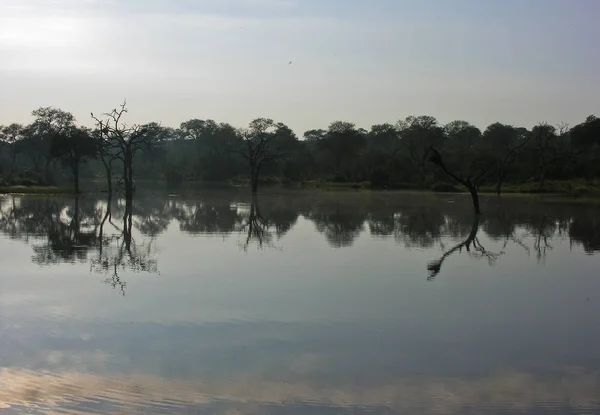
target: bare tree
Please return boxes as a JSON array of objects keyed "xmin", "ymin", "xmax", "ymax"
[
  {"xmin": 91, "ymin": 101, "xmax": 158, "ymax": 200},
  {"xmin": 429, "ymin": 148, "xmax": 494, "ymax": 215}
]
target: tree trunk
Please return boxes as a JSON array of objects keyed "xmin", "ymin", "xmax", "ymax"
[
  {"xmin": 124, "ymin": 149, "xmax": 134, "ymax": 200},
  {"xmin": 73, "ymin": 162, "xmax": 80, "ymax": 195},
  {"xmin": 467, "ymin": 184, "xmax": 481, "ymax": 215},
  {"xmin": 496, "ymin": 170, "xmax": 505, "ymax": 196},
  {"xmin": 250, "ymin": 164, "xmax": 259, "ymax": 194},
  {"xmin": 123, "ymin": 198, "xmax": 133, "ymax": 252},
  {"xmin": 101, "ymin": 155, "xmax": 113, "ymax": 195},
  {"xmin": 8, "ymin": 151, "xmax": 17, "ymax": 180},
  {"xmin": 251, "ymin": 172, "xmax": 259, "ymax": 193}
]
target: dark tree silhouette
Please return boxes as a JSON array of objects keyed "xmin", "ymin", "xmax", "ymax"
[
  {"xmin": 397, "ymin": 115, "xmax": 445, "ymax": 185},
  {"xmin": 233, "ymin": 118, "xmax": 294, "ymax": 193},
  {"xmin": 482, "ymin": 123, "xmax": 530, "ymax": 195},
  {"xmin": 28, "ymin": 107, "xmax": 76, "ymax": 183},
  {"xmin": 92, "ymin": 101, "xmax": 159, "ymax": 200},
  {"xmin": 50, "ymin": 127, "xmax": 98, "ymax": 194},
  {"xmin": 429, "ymin": 148, "xmax": 494, "ymax": 215},
  {"xmin": 0, "ymin": 123, "xmax": 25, "ymax": 180}
]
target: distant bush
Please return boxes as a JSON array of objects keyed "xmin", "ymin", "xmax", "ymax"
[{"xmin": 431, "ymin": 182, "xmax": 461, "ymax": 193}]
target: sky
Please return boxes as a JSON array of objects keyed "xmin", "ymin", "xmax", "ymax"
[{"xmin": 1, "ymin": 0, "xmax": 599, "ymax": 134}]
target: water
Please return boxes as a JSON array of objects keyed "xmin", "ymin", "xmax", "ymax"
[{"xmin": 1, "ymin": 190, "xmax": 600, "ymax": 414}]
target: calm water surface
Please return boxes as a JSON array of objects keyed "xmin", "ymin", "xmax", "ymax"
[{"xmin": 1, "ymin": 190, "xmax": 600, "ymax": 414}]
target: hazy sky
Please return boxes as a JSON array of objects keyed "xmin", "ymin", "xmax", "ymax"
[{"xmin": 1, "ymin": 0, "xmax": 599, "ymax": 134}]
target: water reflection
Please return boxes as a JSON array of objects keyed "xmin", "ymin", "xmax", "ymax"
[
  {"xmin": 2, "ymin": 192, "xmax": 600, "ymax": 284},
  {"xmin": 2, "ymin": 191, "xmax": 600, "ymax": 414}
]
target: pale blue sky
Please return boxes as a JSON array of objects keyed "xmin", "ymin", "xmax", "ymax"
[{"xmin": 0, "ymin": 0, "xmax": 598, "ymax": 133}]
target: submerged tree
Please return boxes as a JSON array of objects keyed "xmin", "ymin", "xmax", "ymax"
[
  {"xmin": 92, "ymin": 101, "xmax": 159, "ymax": 199},
  {"xmin": 429, "ymin": 147, "xmax": 495, "ymax": 215}
]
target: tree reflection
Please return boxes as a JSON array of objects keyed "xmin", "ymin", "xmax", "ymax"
[
  {"xmin": 570, "ymin": 209, "xmax": 600, "ymax": 253},
  {"xmin": 307, "ymin": 202, "xmax": 366, "ymax": 248},
  {"xmin": 31, "ymin": 196, "xmax": 102, "ymax": 265},
  {"xmin": 236, "ymin": 195, "xmax": 298, "ymax": 251},
  {"xmin": 90, "ymin": 197, "xmax": 158, "ymax": 295},
  {"xmin": 174, "ymin": 199, "xmax": 239, "ymax": 235},
  {"xmin": 427, "ymin": 216, "xmax": 503, "ymax": 280},
  {"xmin": 2, "ymin": 193, "xmax": 600, "ymax": 290},
  {"xmin": 0, "ymin": 195, "xmax": 159, "ymax": 295}
]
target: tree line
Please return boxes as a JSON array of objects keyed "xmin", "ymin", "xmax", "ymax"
[{"xmin": 1, "ymin": 102, "xmax": 599, "ymax": 202}]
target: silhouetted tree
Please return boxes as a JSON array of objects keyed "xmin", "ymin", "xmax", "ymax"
[
  {"xmin": 50, "ymin": 127, "xmax": 98, "ymax": 194},
  {"xmin": 397, "ymin": 115, "xmax": 445, "ymax": 185},
  {"xmin": 28, "ymin": 107, "xmax": 76, "ymax": 183},
  {"xmin": 92, "ymin": 101, "xmax": 160, "ymax": 200},
  {"xmin": 482, "ymin": 123, "xmax": 530, "ymax": 195},
  {"xmin": 233, "ymin": 118, "xmax": 294, "ymax": 193},
  {"xmin": 429, "ymin": 147, "xmax": 495, "ymax": 215},
  {"xmin": 0, "ymin": 123, "xmax": 25, "ymax": 180}
]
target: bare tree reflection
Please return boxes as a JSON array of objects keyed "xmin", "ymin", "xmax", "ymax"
[
  {"xmin": 427, "ymin": 216, "xmax": 504, "ymax": 281},
  {"xmin": 90, "ymin": 198, "xmax": 158, "ymax": 295},
  {"xmin": 237, "ymin": 196, "xmax": 273, "ymax": 251},
  {"xmin": 234, "ymin": 195, "xmax": 298, "ymax": 251}
]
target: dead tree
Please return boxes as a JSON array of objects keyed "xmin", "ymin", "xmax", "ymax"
[
  {"xmin": 91, "ymin": 101, "xmax": 157, "ymax": 200},
  {"xmin": 429, "ymin": 148, "xmax": 494, "ymax": 215}
]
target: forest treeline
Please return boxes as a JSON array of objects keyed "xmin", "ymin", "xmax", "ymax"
[{"xmin": 1, "ymin": 103, "xmax": 599, "ymax": 196}]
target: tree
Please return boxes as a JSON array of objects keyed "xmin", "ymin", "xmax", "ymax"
[
  {"xmin": 0, "ymin": 123, "xmax": 25, "ymax": 180},
  {"xmin": 50, "ymin": 127, "xmax": 98, "ymax": 194},
  {"xmin": 482, "ymin": 123, "xmax": 530, "ymax": 195},
  {"xmin": 530, "ymin": 122, "xmax": 572, "ymax": 190},
  {"xmin": 397, "ymin": 115, "xmax": 445, "ymax": 186},
  {"xmin": 443, "ymin": 120, "xmax": 481, "ymax": 155},
  {"xmin": 233, "ymin": 118, "xmax": 294, "ymax": 193},
  {"xmin": 320, "ymin": 121, "xmax": 366, "ymax": 181},
  {"xmin": 303, "ymin": 129, "xmax": 326, "ymax": 142},
  {"xmin": 364, "ymin": 123, "xmax": 399, "ymax": 187},
  {"xmin": 429, "ymin": 147, "xmax": 495, "ymax": 215},
  {"xmin": 28, "ymin": 107, "xmax": 76, "ymax": 183},
  {"xmin": 92, "ymin": 101, "xmax": 159, "ymax": 200}
]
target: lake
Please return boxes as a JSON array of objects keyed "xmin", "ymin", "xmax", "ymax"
[{"xmin": 1, "ymin": 190, "xmax": 600, "ymax": 414}]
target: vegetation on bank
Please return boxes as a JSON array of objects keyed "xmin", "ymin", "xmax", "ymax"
[
  {"xmin": 2, "ymin": 103, "xmax": 600, "ymax": 210},
  {"xmin": 0, "ymin": 185, "xmax": 75, "ymax": 195}
]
